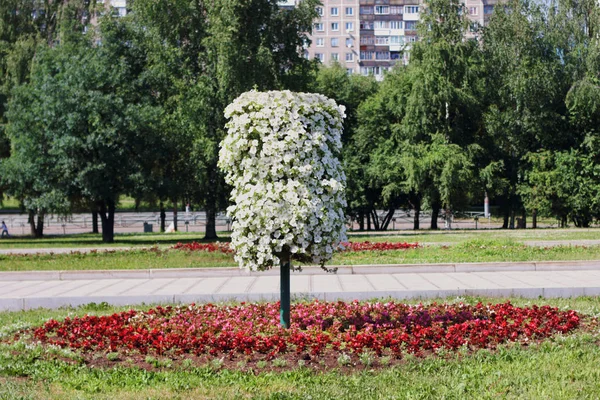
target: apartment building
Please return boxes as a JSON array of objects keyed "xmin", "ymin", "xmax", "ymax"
[
  {"xmin": 304, "ymin": 0, "xmax": 361, "ymax": 74},
  {"xmin": 304, "ymin": 0, "xmax": 499, "ymax": 80}
]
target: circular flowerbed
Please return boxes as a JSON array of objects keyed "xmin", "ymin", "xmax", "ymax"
[{"xmin": 33, "ymin": 301, "xmax": 580, "ymax": 366}]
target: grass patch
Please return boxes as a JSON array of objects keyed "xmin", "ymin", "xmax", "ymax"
[
  {"xmin": 1, "ymin": 228, "xmax": 599, "ymax": 251},
  {"xmin": 0, "ymin": 297, "xmax": 599, "ymax": 399},
  {"xmin": 0, "ymin": 232, "xmax": 231, "ymax": 250},
  {"xmin": 1, "ymin": 240, "xmax": 600, "ymax": 271},
  {"xmin": 349, "ymin": 228, "xmax": 600, "ymax": 243}
]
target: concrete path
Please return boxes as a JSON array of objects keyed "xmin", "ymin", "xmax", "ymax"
[{"xmin": 2, "ymin": 260, "xmax": 600, "ymax": 311}]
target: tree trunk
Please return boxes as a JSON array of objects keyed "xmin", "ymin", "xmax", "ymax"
[
  {"xmin": 92, "ymin": 211, "xmax": 99, "ymax": 234},
  {"xmin": 380, "ymin": 209, "xmax": 395, "ymax": 231},
  {"xmin": 160, "ymin": 202, "xmax": 166, "ymax": 233},
  {"xmin": 509, "ymin": 210, "xmax": 515, "ymax": 229},
  {"xmin": 532, "ymin": 209, "xmax": 537, "ymax": 229},
  {"xmin": 35, "ymin": 213, "xmax": 44, "ymax": 237},
  {"xmin": 413, "ymin": 201, "xmax": 421, "ymax": 230},
  {"xmin": 172, "ymin": 200, "xmax": 178, "ymax": 232},
  {"xmin": 430, "ymin": 201, "xmax": 440, "ymax": 230},
  {"xmin": 366, "ymin": 212, "xmax": 372, "ymax": 231},
  {"xmin": 358, "ymin": 212, "xmax": 364, "ymax": 231},
  {"xmin": 99, "ymin": 200, "xmax": 116, "ymax": 243},
  {"xmin": 204, "ymin": 206, "xmax": 218, "ymax": 239},
  {"xmin": 502, "ymin": 210, "xmax": 509, "ymax": 229},
  {"xmin": 28, "ymin": 210, "xmax": 36, "ymax": 236}
]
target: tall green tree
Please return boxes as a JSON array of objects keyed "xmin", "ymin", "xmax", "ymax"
[
  {"xmin": 310, "ymin": 64, "xmax": 379, "ymax": 230},
  {"xmin": 130, "ymin": 0, "xmax": 320, "ymax": 239},
  {"xmin": 356, "ymin": 0, "xmax": 483, "ymax": 230},
  {"xmin": 481, "ymin": 0, "xmax": 571, "ymax": 228}
]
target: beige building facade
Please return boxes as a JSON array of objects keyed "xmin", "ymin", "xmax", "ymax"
[{"xmin": 304, "ymin": 0, "xmax": 500, "ymax": 80}]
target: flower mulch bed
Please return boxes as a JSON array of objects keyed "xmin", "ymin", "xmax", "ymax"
[{"xmin": 28, "ymin": 300, "xmax": 581, "ymax": 372}]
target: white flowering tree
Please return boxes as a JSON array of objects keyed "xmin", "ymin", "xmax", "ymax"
[{"xmin": 218, "ymin": 90, "xmax": 347, "ymax": 327}]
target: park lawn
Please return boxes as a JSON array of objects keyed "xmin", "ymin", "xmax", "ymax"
[
  {"xmin": 1, "ymin": 240, "xmax": 600, "ymax": 271},
  {"xmin": 0, "ymin": 228, "xmax": 599, "ymax": 250},
  {"xmin": 0, "ymin": 232, "xmax": 227, "ymax": 250},
  {"xmin": 0, "ymin": 297, "xmax": 599, "ymax": 399},
  {"xmin": 349, "ymin": 227, "xmax": 600, "ymax": 243}
]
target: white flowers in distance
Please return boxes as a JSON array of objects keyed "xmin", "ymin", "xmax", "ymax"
[{"xmin": 218, "ymin": 90, "xmax": 347, "ymax": 271}]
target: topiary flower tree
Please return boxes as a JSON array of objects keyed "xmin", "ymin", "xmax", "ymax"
[{"xmin": 218, "ymin": 90, "xmax": 347, "ymax": 328}]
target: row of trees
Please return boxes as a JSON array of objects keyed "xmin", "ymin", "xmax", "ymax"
[
  {"xmin": 316, "ymin": 0, "xmax": 600, "ymax": 231},
  {"xmin": 1, "ymin": 0, "xmax": 599, "ymax": 241},
  {"xmin": 0, "ymin": 0, "xmax": 320, "ymax": 241}
]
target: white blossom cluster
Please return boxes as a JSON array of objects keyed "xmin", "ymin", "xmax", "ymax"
[{"xmin": 218, "ymin": 90, "xmax": 347, "ymax": 271}]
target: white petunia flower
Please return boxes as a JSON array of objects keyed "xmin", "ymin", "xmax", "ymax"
[{"xmin": 218, "ymin": 90, "xmax": 347, "ymax": 271}]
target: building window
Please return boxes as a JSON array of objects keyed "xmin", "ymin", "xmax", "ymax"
[
  {"xmin": 331, "ymin": 22, "xmax": 339, "ymax": 31},
  {"xmin": 316, "ymin": 38, "xmax": 324, "ymax": 47},
  {"xmin": 405, "ymin": 6, "xmax": 419, "ymax": 14},
  {"xmin": 407, "ymin": 35, "xmax": 417, "ymax": 42},
  {"xmin": 360, "ymin": 36, "xmax": 374, "ymax": 45},
  {"xmin": 360, "ymin": 51, "xmax": 374, "ymax": 60},
  {"xmin": 316, "ymin": 6, "xmax": 323, "ymax": 16},
  {"xmin": 376, "ymin": 51, "xmax": 390, "ymax": 60},
  {"xmin": 390, "ymin": 36, "xmax": 404, "ymax": 45},
  {"xmin": 345, "ymin": 22, "xmax": 354, "ymax": 31},
  {"xmin": 390, "ymin": 20, "xmax": 403, "ymax": 30},
  {"xmin": 331, "ymin": 7, "xmax": 339, "ymax": 16},
  {"xmin": 331, "ymin": 38, "xmax": 339, "ymax": 47},
  {"xmin": 469, "ymin": 7, "xmax": 478, "ymax": 15},
  {"xmin": 346, "ymin": 38, "xmax": 354, "ymax": 47},
  {"xmin": 405, "ymin": 21, "xmax": 418, "ymax": 30},
  {"xmin": 315, "ymin": 53, "xmax": 324, "ymax": 62},
  {"xmin": 332, "ymin": 53, "xmax": 339, "ymax": 61},
  {"xmin": 315, "ymin": 23, "xmax": 324, "ymax": 31},
  {"xmin": 390, "ymin": 6, "xmax": 403, "ymax": 14},
  {"xmin": 360, "ymin": 21, "xmax": 374, "ymax": 30},
  {"xmin": 346, "ymin": 52, "xmax": 354, "ymax": 61},
  {"xmin": 346, "ymin": 68, "xmax": 353, "ymax": 75},
  {"xmin": 484, "ymin": 5, "xmax": 494, "ymax": 14},
  {"xmin": 374, "ymin": 20, "xmax": 389, "ymax": 29},
  {"xmin": 359, "ymin": 6, "xmax": 373, "ymax": 14},
  {"xmin": 375, "ymin": 36, "xmax": 389, "ymax": 45},
  {"xmin": 375, "ymin": 6, "xmax": 389, "ymax": 14},
  {"xmin": 345, "ymin": 7, "xmax": 354, "ymax": 16}
]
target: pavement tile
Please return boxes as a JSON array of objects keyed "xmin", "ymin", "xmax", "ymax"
[
  {"xmin": 184, "ymin": 277, "xmax": 229, "ymax": 294},
  {"xmin": 290, "ymin": 275, "xmax": 311, "ymax": 293},
  {"xmin": 57, "ymin": 279, "xmax": 127, "ymax": 297},
  {"xmin": 152, "ymin": 279, "xmax": 204, "ymax": 295},
  {"xmin": 338, "ymin": 275, "xmax": 375, "ymax": 292},
  {"xmin": 392, "ymin": 274, "xmax": 439, "ymax": 290},
  {"xmin": 312, "ymin": 275, "xmax": 341, "ymax": 293},
  {"xmin": 217, "ymin": 277, "xmax": 256, "ymax": 294},
  {"xmin": 364, "ymin": 274, "xmax": 406, "ymax": 291},
  {"xmin": 248, "ymin": 276, "xmax": 279, "ymax": 294},
  {"xmin": 0, "ymin": 281, "xmax": 52, "ymax": 297}
]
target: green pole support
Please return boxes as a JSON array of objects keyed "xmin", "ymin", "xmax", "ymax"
[{"xmin": 280, "ymin": 252, "xmax": 291, "ymax": 329}]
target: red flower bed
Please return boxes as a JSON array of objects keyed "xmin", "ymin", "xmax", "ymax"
[
  {"xmin": 171, "ymin": 241, "xmax": 419, "ymax": 254},
  {"xmin": 33, "ymin": 301, "xmax": 579, "ymax": 359},
  {"xmin": 340, "ymin": 241, "xmax": 419, "ymax": 252},
  {"xmin": 172, "ymin": 242, "xmax": 235, "ymax": 254}
]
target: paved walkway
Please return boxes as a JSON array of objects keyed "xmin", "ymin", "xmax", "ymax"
[{"xmin": 2, "ymin": 260, "xmax": 600, "ymax": 311}]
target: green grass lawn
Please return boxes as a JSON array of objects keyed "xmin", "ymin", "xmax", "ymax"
[
  {"xmin": 0, "ymin": 228, "xmax": 599, "ymax": 251},
  {"xmin": 349, "ymin": 228, "xmax": 600, "ymax": 243},
  {"xmin": 1, "ymin": 240, "xmax": 600, "ymax": 271},
  {"xmin": 0, "ymin": 232, "xmax": 227, "ymax": 249},
  {"xmin": 1, "ymin": 296, "xmax": 599, "ymax": 399}
]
